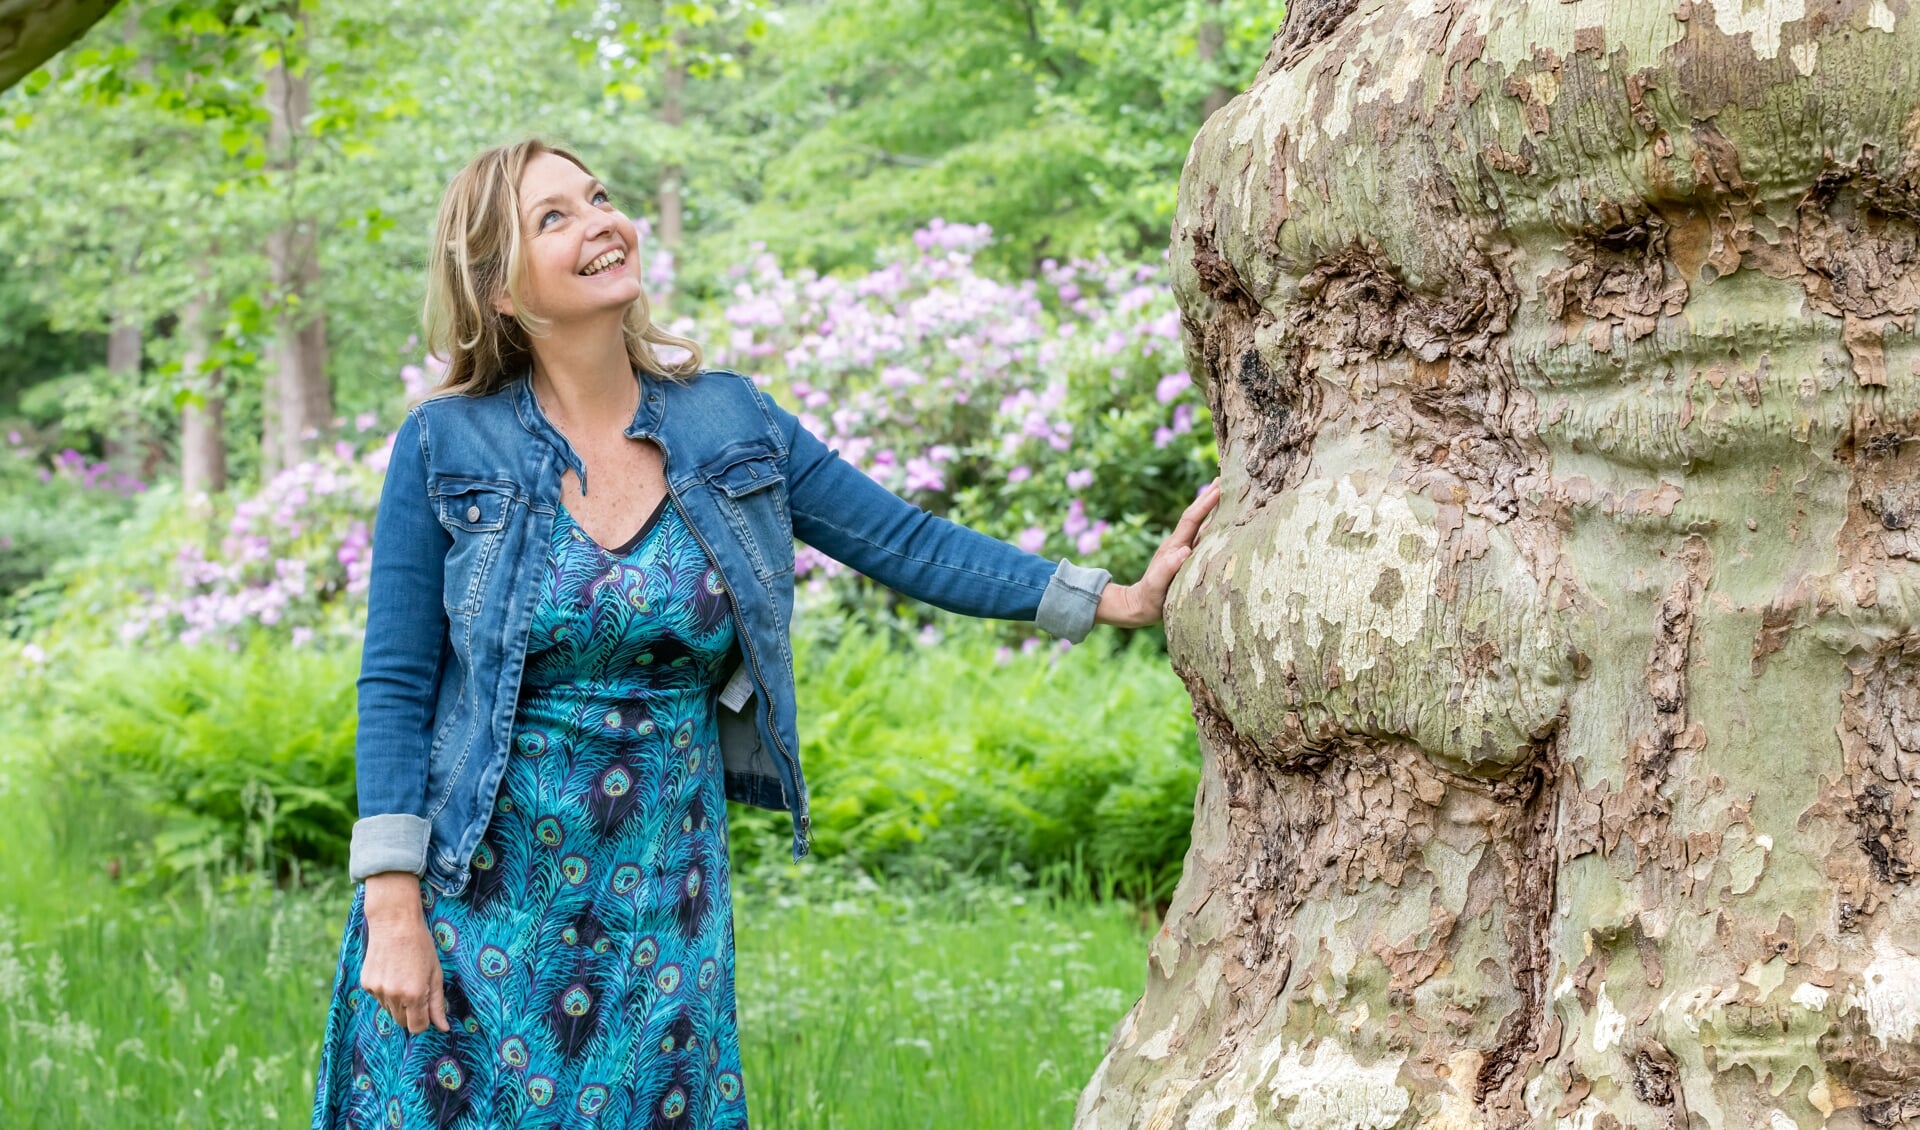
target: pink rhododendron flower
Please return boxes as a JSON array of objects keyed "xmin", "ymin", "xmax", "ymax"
[
  {"xmin": 1066, "ymin": 468, "xmax": 1094, "ymax": 490},
  {"xmin": 1063, "ymin": 499, "xmax": 1090, "ymax": 538},
  {"xmin": 1156, "ymin": 371, "xmax": 1192, "ymax": 404},
  {"xmin": 1017, "ymin": 527, "xmax": 1047, "ymax": 553},
  {"xmin": 904, "ymin": 457, "xmax": 945, "ymax": 493}
]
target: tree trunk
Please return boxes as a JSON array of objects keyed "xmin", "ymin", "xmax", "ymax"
[
  {"xmin": 179, "ymin": 263, "xmax": 226, "ymax": 497},
  {"xmin": 104, "ymin": 311, "xmax": 140, "ymax": 471},
  {"xmin": 1197, "ymin": 0, "xmax": 1231, "ymax": 125},
  {"xmin": 263, "ymin": 36, "xmax": 330, "ymax": 476},
  {"xmin": 0, "ymin": 0, "xmax": 117, "ymax": 92},
  {"xmin": 658, "ymin": 49, "xmax": 685, "ymax": 250},
  {"xmin": 1078, "ymin": 2, "xmax": 1920, "ymax": 1127}
]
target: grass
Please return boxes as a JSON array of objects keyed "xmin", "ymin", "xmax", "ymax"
[{"xmin": 0, "ymin": 742, "xmax": 1150, "ymax": 1128}]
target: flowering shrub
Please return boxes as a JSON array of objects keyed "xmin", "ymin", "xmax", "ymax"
[
  {"xmin": 707, "ymin": 219, "xmax": 1216, "ymax": 600},
  {"xmin": 25, "ymin": 421, "xmax": 392, "ymax": 656},
  {"xmin": 13, "ymin": 221, "xmax": 1213, "ymax": 664},
  {"xmin": 0, "ymin": 431, "xmax": 147, "ymax": 615}
]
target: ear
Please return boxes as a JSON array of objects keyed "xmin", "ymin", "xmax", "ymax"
[{"xmin": 492, "ymin": 292, "xmax": 515, "ymax": 317}]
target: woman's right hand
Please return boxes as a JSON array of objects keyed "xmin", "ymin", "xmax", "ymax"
[{"xmin": 358, "ymin": 871, "xmax": 450, "ymax": 1035}]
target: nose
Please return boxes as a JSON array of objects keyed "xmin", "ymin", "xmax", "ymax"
[{"xmin": 581, "ymin": 207, "xmax": 617, "ymax": 246}]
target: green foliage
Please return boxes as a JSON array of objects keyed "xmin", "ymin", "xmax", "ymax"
[
  {"xmin": 21, "ymin": 637, "xmax": 359, "ymax": 881},
  {"xmin": 0, "ymin": 0, "xmax": 1272, "ymax": 482},
  {"xmin": 690, "ymin": 0, "xmax": 1276, "ymax": 280},
  {"xmin": 11, "ymin": 607, "xmax": 1197, "ymax": 892},
  {"xmin": 736, "ymin": 612, "xmax": 1201, "ymax": 899}
]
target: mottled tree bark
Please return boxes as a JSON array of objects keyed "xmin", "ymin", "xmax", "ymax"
[
  {"xmin": 1078, "ymin": 2, "xmax": 1920, "ymax": 1127},
  {"xmin": 0, "ymin": 0, "xmax": 116, "ymax": 92}
]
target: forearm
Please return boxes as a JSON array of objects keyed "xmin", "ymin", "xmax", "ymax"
[
  {"xmin": 773, "ymin": 393, "xmax": 1111, "ymax": 638},
  {"xmin": 348, "ymin": 410, "xmax": 453, "ymax": 881},
  {"xmin": 362, "ymin": 871, "xmax": 425, "ymax": 924}
]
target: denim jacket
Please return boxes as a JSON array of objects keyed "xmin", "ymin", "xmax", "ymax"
[{"xmin": 348, "ymin": 367, "xmax": 1112, "ymax": 894}]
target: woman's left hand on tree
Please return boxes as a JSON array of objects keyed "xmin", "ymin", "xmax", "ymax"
[{"xmin": 1094, "ymin": 477, "xmax": 1222, "ymax": 630}]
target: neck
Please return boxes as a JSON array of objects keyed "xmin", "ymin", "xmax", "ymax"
[{"xmin": 527, "ymin": 318, "xmax": 637, "ymax": 429}]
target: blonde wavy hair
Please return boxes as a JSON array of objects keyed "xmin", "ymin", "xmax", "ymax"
[{"xmin": 422, "ymin": 139, "xmax": 703, "ymax": 398}]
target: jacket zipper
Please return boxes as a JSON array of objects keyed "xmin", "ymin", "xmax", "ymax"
[{"xmin": 657, "ymin": 456, "xmax": 811, "ymax": 851}]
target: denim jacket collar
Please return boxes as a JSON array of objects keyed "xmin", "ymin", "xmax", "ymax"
[{"xmin": 508, "ymin": 362, "xmax": 669, "ymax": 497}]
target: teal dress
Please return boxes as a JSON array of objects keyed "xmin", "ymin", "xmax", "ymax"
[{"xmin": 311, "ymin": 496, "xmax": 749, "ymax": 1129}]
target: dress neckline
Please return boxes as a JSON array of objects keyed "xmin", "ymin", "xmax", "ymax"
[{"xmin": 562, "ymin": 494, "xmax": 671, "ymax": 557}]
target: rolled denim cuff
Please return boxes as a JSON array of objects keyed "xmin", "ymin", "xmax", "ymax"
[
  {"xmin": 1035, "ymin": 558, "xmax": 1111, "ymax": 644},
  {"xmin": 348, "ymin": 813, "xmax": 431, "ymax": 881}
]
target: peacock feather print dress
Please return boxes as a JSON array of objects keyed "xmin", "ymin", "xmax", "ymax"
[{"xmin": 311, "ymin": 494, "xmax": 750, "ymax": 1129}]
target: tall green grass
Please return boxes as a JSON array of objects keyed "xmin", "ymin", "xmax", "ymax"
[{"xmin": 0, "ymin": 749, "xmax": 1150, "ymax": 1128}]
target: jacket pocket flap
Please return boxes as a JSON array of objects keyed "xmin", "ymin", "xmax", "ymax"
[
  {"xmin": 711, "ymin": 454, "xmax": 783, "ymax": 499},
  {"xmin": 434, "ymin": 481, "xmax": 511, "ymax": 532}
]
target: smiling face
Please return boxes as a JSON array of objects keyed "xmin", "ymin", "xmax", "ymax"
[{"xmin": 495, "ymin": 150, "xmax": 641, "ymax": 325}]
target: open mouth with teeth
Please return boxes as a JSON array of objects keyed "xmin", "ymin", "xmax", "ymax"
[{"xmin": 579, "ymin": 248, "xmax": 626, "ymax": 276}]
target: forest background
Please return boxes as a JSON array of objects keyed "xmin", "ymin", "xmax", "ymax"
[{"xmin": 0, "ymin": 1, "xmax": 1274, "ymax": 1125}]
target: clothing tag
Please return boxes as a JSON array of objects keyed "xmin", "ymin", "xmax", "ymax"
[{"xmin": 718, "ymin": 662, "xmax": 754, "ymax": 713}]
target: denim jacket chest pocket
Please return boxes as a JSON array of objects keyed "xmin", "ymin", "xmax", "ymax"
[
  {"xmin": 707, "ymin": 451, "xmax": 792, "ymax": 583},
  {"xmin": 432, "ymin": 478, "xmax": 515, "ymax": 615}
]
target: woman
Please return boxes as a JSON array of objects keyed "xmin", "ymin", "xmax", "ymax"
[{"xmin": 309, "ymin": 138, "xmax": 1222, "ymax": 1129}]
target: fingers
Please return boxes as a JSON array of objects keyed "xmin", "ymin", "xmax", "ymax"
[
  {"xmin": 360, "ymin": 975, "xmax": 447, "ymax": 1035},
  {"xmin": 429, "ymin": 975, "xmax": 451, "ymax": 1033},
  {"xmin": 1171, "ymin": 478, "xmax": 1223, "ymax": 542}
]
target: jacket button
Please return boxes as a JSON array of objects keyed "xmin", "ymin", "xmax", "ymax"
[{"xmin": 467, "ymin": 505, "xmax": 481, "ymax": 522}]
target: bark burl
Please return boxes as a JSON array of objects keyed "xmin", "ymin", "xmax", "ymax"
[{"xmin": 1077, "ymin": 2, "xmax": 1920, "ymax": 1127}]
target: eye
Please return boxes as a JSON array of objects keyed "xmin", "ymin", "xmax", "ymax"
[
  {"xmin": 540, "ymin": 209, "xmax": 563, "ymax": 230},
  {"xmin": 592, "ymin": 189, "xmax": 610, "ymax": 206}
]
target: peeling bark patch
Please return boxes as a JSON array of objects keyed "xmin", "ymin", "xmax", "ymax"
[
  {"xmin": 1615, "ymin": 543, "xmax": 1709, "ymax": 861},
  {"xmin": 1544, "ymin": 207, "xmax": 1690, "ymax": 350},
  {"xmin": 1267, "ymin": 0, "xmax": 1363, "ymax": 73},
  {"xmin": 1630, "ymin": 1044, "xmax": 1679, "ymax": 1111},
  {"xmin": 1292, "ymin": 238, "xmax": 1540, "ymax": 526},
  {"xmin": 1185, "ymin": 225, "xmax": 1317, "ymax": 503},
  {"xmin": 1190, "ymin": 226, "xmax": 1260, "ymax": 315},
  {"xmin": 1474, "ymin": 745, "xmax": 1564, "ymax": 1117},
  {"xmin": 1860, "ymin": 430, "xmax": 1920, "ymax": 560},
  {"xmin": 1293, "ymin": 241, "xmax": 1512, "ymax": 366},
  {"xmin": 1797, "ymin": 148, "xmax": 1920, "ymax": 386},
  {"xmin": 1861, "ymin": 1090, "xmax": 1920, "ymax": 1128},
  {"xmin": 1840, "ymin": 644, "xmax": 1920, "ymax": 888},
  {"xmin": 1827, "ymin": 644, "xmax": 1920, "ymax": 909}
]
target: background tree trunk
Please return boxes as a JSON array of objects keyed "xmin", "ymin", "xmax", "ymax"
[
  {"xmin": 1078, "ymin": 2, "xmax": 1920, "ymax": 1127},
  {"xmin": 178, "ymin": 260, "xmax": 226, "ymax": 497},
  {"xmin": 103, "ymin": 309, "xmax": 140, "ymax": 471},
  {"xmin": 263, "ymin": 33, "xmax": 330, "ymax": 476},
  {"xmin": 658, "ymin": 47, "xmax": 686, "ymax": 250},
  {"xmin": 1196, "ymin": 0, "xmax": 1231, "ymax": 125}
]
